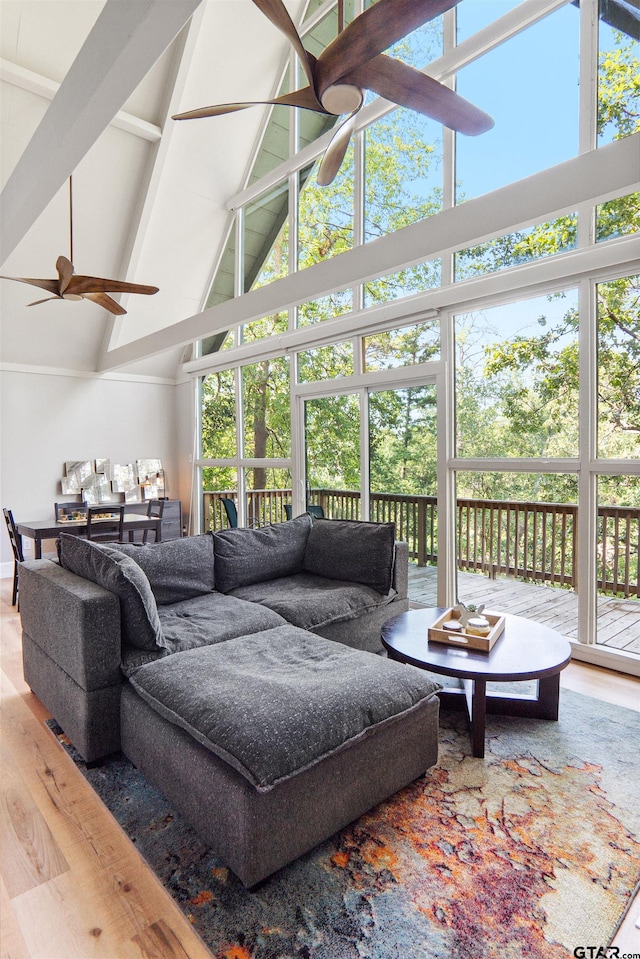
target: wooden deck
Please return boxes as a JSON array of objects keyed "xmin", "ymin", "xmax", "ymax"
[{"xmin": 408, "ymin": 564, "xmax": 640, "ymax": 654}]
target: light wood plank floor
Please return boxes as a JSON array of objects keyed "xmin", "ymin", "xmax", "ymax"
[{"xmin": 2, "ymin": 579, "xmax": 639, "ymax": 958}]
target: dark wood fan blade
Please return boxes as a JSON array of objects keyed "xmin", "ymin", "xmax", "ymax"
[
  {"xmin": 317, "ymin": 110, "xmax": 359, "ymax": 186},
  {"xmin": 82, "ymin": 293, "xmax": 128, "ymax": 315},
  {"xmin": 316, "ymin": 0, "xmax": 460, "ymax": 95},
  {"xmin": 173, "ymin": 86, "xmax": 325, "ymax": 121},
  {"xmin": 347, "ymin": 55, "xmax": 494, "ymax": 134},
  {"xmin": 253, "ymin": 0, "xmax": 317, "ymax": 93},
  {"xmin": 56, "ymin": 255, "xmax": 74, "ymax": 295},
  {"xmin": 66, "ymin": 276, "xmax": 159, "ymax": 296},
  {"xmin": 0, "ymin": 275, "xmax": 60, "ymax": 295},
  {"xmin": 27, "ymin": 295, "xmax": 63, "ymax": 307}
]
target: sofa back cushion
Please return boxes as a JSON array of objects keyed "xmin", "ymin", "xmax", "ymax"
[
  {"xmin": 213, "ymin": 513, "xmax": 312, "ymax": 594},
  {"xmin": 302, "ymin": 518, "xmax": 396, "ymax": 595},
  {"xmin": 58, "ymin": 533, "xmax": 166, "ymax": 651},
  {"xmin": 116, "ymin": 535, "xmax": 214, "ymax": 605}
]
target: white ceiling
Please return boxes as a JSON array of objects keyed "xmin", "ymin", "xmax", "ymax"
[{"xmin": 0, "ymin": 0, "xmax": 304, "ymax": 378}]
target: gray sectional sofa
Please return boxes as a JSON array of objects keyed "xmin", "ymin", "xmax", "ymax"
[{"xmin": 19, "ymin": 514, "xmax": 440, "ymax": 886}]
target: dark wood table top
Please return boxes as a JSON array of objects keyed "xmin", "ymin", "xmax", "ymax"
[
  {"xmin": 381, "ymin": 607, "xmax": 572, "ymax": 683},
  {"xmin": 17, "ymin": 515, "xmax": 157, "ymax": 538}
]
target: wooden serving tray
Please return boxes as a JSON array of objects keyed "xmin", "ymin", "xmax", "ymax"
[{"xmin": 428, "ymin": 608, "xmax": 505, "ymax": 652}]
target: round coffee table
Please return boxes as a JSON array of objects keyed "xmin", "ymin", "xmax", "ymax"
[{"xmin": 381, "ymin": 607, "xmax": 572, "ymax": 758}]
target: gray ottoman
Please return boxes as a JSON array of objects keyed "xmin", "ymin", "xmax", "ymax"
[{"xmin": 121, "ymin": 624, "xmax": 440, "ymax": 887}]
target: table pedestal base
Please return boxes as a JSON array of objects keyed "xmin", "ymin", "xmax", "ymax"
[{"xmin": 438, "ymin": 673, "xmax": 561, "ymax": 758}]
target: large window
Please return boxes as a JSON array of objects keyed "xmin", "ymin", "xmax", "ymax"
[
  {"xmin": 298, "ymin": 154, "xmax": 354, "ymax": 266},
  {"xmin": 455, "ymin": 471, "xmax": 579, "ymax": 637},
  {"xmin": 455, "ymin": 3, "xmax": 580, "ymax": 202},
  {"xmin": 455, "ymin": 291, "xmax": 580, "ymax": 459},
  {"xmin": 597, "ymin": 275, "xmax": 640, "ymax": 459},
  {"xmin": 194, "ymin": 0, "xmax": 639, "ymax": 673},
  {"xmin": 598, "ymin": 1, "xmax": 640, "ymax": 146}
]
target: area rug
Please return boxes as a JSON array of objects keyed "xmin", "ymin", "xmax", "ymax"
[{"xmin": 48, "ymin": 689, "xmax": 640, "ymax": 959}]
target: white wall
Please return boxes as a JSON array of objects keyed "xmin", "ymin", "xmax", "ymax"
[{"xmin": 0, "ymin": 367, "xmax": 180, "ymax": 570}]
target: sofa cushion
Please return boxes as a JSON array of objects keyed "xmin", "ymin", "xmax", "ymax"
[
  {"xmin": 58, "ymin": 533, "xmax": 166, "ymax": 651},
  {"xmin": 230, "ymin": 573, "xmax": 396, "ymax": 631},
  {"xmin": 116, "ymin": 535, "xmax": 214, "ymax": 604},
  {"xmin": 303, "ymin": 519, "xmax": 396, "ymax": 594},
  {"xmin": 157, "ymin": 592, "xmax": 288, "ymax": 652},
  {"xmin": 120, "ymin": 592, "xmax": 288, "ymax": 676},
  {"xmin": 213, "ymin": 513, "xmax": 312, "ymax": 594},
  {"xmin": 127, "ymin": 625, "xmax": 441, "ymax": 792}
]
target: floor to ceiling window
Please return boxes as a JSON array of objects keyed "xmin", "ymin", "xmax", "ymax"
[{"xmin": 192, "ymin": 0, "xmax": 639, "ymax": 671}]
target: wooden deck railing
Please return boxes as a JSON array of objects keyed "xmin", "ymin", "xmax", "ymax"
[{"xmin": 203, "ymin": 488, "xmax": 639, "ymax": 598}]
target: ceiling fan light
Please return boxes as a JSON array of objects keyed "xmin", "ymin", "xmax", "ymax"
[
  {"xmin": 320, "ymin": 83, "xmax": 363, "ymax": 115},
  {"xmin": 62, "ymin": 293, "xmax": 84, "ymax": 301}
]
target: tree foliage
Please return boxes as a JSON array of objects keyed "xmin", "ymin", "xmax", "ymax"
[{"xmin": 201, "ymin": 15, "xmax": 639, "ymax": 508}]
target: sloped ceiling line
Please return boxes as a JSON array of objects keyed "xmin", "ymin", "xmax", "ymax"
[{"xmin": 96, "ymin": 4, "xmax": 208, "ymax": 369}]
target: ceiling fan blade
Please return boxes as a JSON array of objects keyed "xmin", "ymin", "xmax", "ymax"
[
  {"xmin": 316, "ymin": 0, "xmax": 460, "ymax": 96},
  {"xmin": 26, "ymin": 295, "xmax": 63, "ymax": 307},
  {"xmin": 317, "ymin": 110, "xmax": 359, "ymax": 186},
  {"xmin": 82, "ymin": 293, "xmax": 128, "ymax": 315},
  {"xmin": 66, "ymin": 276, "xmax": 159, "ymax": 296},
  {"xmin": 348, "ymin": 54, "xmax": 494, "ymax": 134},
  {"xmin": 56, "ymin": 255, "xmax": 74, "ymax": 295},
  {"xmin": 173, "ymin": 85, "xmax": 326, "ymax": 121},
  {"xmin": 252, "ymin": 0, "xmax": 317, "ymax": 94},
  {"xmin": 0, "ymin": 274, "xmax": 60, "ymax": 295}
]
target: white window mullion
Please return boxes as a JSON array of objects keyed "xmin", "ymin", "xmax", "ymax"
[
  {"xmin": 577, "ymin": 0, "xmax": 599, "ymax": 249},
  {"xmin": 577, "ymin": 276, "xmax": 599, "ymax": 645},
  {"xmin": 361, "ymin": 388, "xmax": 370, "ymax": 520},
  {"xmin": 439, "ymin": 310, "xmax": 457, "ymax": 606},
  {"xmin": 192, "ymin": 376, "xmax": 204, "ymax": 535},
  {"xmin": 235, "ymin": 366, "xmax": 247, "ymax": 525},
  {"xmin": 441, "ymin": 5, "xmax": 456, "ymax": 287},
  {"xmin": 579, "ymin": 0, "xmax": 599, "ymax": 158},
  {"xmin": 289, "ymin": 45, "xmax": 300, "ymax": 333}
]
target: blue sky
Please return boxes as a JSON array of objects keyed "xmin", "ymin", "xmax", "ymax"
[{"xmin": 456, "ymin": 1, "xmax": 581, "ymax": 200}]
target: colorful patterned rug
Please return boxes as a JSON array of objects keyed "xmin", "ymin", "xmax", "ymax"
[{"xmin": 48, "ymin": 688, "xmax": 640, "ymax": 959}]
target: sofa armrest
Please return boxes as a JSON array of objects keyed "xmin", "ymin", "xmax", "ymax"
[
  {"xmin": 19, "ymin": 560, "xmax": 122, "ymax": 691},
  {"xmin": 392, "ymin": 542, "xmax": 408, "ymax": 599}
]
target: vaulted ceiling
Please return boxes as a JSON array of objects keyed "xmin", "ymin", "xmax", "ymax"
[{"xmin": 0, "ymin": 0, "xmax": 305, "ymax": 378}]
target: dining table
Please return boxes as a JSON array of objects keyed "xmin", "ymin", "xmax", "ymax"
[{"xmin": 16, "ymin": 514, "xmax": 161, "ymax": 559}]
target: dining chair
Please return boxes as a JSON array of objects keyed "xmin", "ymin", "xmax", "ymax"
[
  {"xmin": 55, "ymin": 501, "xmax": 86, "ymax": 523},
  {"xmin": 220, "ymin": 497, "xmax": 238, "ymax": 529},
  {"xmin": 85, "ymin": 505, "xmax": 125, "ymax": 543},
  {"xmin": 3, "ymin": 508, "xmax": 24, "ymax": 607},
  {"xmin": 142, "ymin": 498, "xmax": 164, "ymax": 543},
  {"xmin": 220, "ymin": 497, "xmax": 261, "ymax": 529}
]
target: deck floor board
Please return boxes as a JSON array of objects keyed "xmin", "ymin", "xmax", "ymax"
[{"xmin": 408, "ymin": 564, "xmax": 639, "ymax": 650}]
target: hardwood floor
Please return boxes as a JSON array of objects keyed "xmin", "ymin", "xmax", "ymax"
[
  {"xmin": 0, "ymin": 582, "xmax": 213, "ymax": 959},
  {"xmin": 2, "ymin": 579, "xmax": 639, "ymax": 958}
]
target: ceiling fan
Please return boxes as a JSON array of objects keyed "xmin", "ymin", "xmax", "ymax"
[
  {"xmin": 0, "ymin": 178, "xmax": 159, "ymax": 315},
  {"xmin": 173, "ymin": 0, "xmax": 494, "ymax": 186}
]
